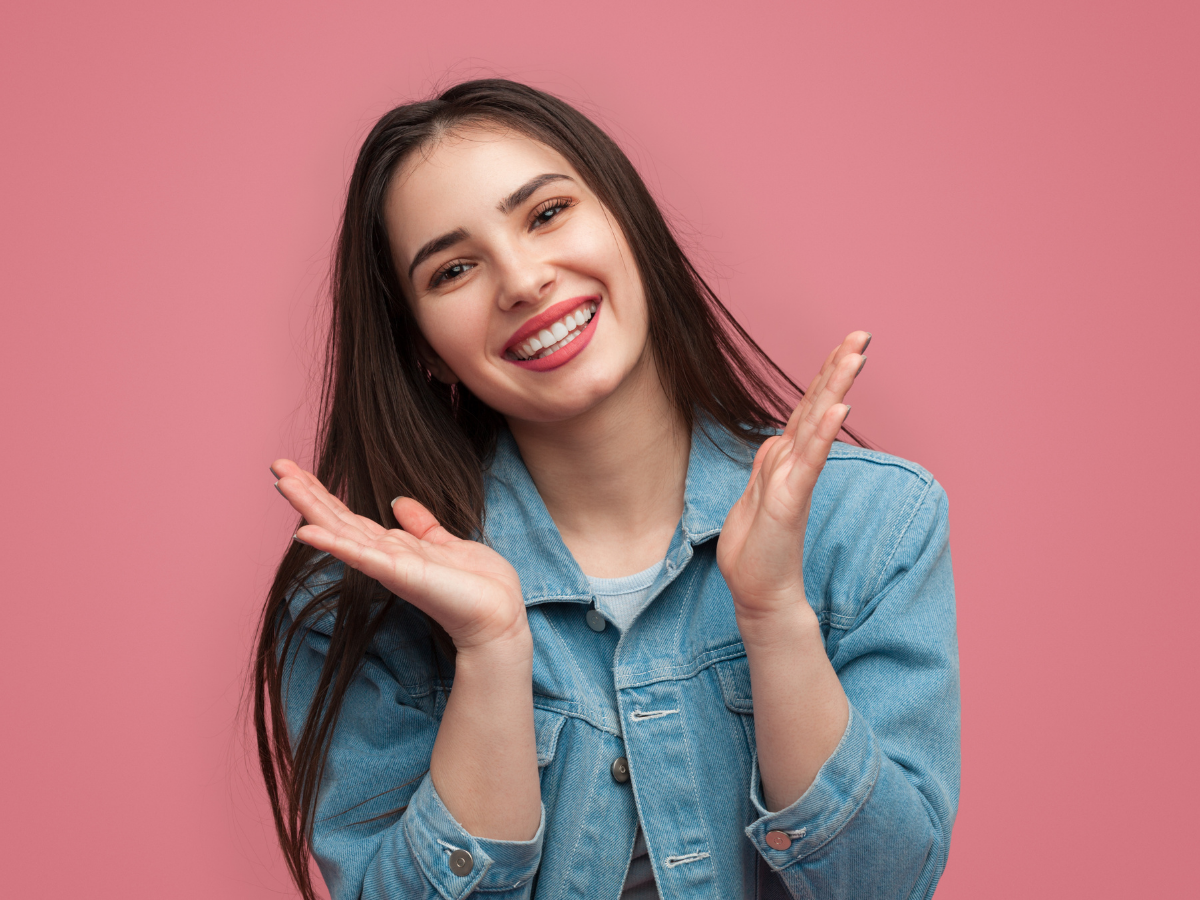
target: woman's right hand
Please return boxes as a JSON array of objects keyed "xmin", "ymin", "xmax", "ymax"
[{"xmin": 271, "ymin": 459, "xmax": 529, "ymax": 652}]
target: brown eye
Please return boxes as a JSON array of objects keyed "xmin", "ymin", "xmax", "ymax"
[
  {"xmin": 431, "ymin": 260, "xmax": 474, "ymax": 288},
  {"xmin": 530, "ymin": 198, "xmax": 574, "ymax": 229}
]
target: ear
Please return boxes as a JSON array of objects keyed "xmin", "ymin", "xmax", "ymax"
[{"xmin": 414, "ymin": 333, "xmax": 460, "ymax": 385}]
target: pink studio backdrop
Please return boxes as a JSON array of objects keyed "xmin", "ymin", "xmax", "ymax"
[{"xmin": 1, "ymin": 1, "xmax": 1195, "ymax": 897}]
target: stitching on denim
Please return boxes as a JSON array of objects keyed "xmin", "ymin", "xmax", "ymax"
[
  {"xmin": 617, "ymin": 641, "xmax": 747, "ymax": 689},
  {"xmin": 539, "ymin": 608, "xmax": 593, "ymax": 703},
  {"xmin": 664, "ymin": 851, "xmax": 711, "ymax": 868},
  {"xmin": 675, "ymin": 679, "xmax": 721, "ymax": 878},
  {"xmin": 668, "ymin": 558, "xmax": 702, "ymax": 658},
  {"xmin": 532, "ymin": 699, "xmax": 619, "ymax": 737},
  {"xmin": 556, "ymin": 749, "xmax": 607, "ymax": 900},
  {"xmin": 866, "ymin": 477, "xmax": 935, "ymax": 602},
  {"xmin": 534, "ymin": 708, "xmax": 568, "ymax": 764},
  {"xmin": 785, "ymin": 711, "xmax": 883, "ymax": 864},
  {"xmin": 826, "ymin": 444, "xmax": 935, "ymax": 483}
]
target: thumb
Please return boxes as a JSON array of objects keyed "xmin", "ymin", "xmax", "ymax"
[{"xmin": 392, "ymin": 497, "xmax": 456, "ymax": 544}]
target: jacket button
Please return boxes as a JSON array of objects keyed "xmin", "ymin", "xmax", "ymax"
[
  {"xmin": 586, "ymin": 608, "xmax": 607, "ymax": 632},
  {"xmin": 765, "ymin": 830, "xmax": 792, "ymax": 850},
  {"xmin": 448, "ymin": 848, "xmax": 474, "ymax": 876},
  {"xmin": 611, "ymin": 756, "xmax": 631, "ymax": 783}
]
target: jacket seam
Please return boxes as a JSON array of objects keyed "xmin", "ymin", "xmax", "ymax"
[
  {"xmin": 864, "ymin": 477, "xmax": 937, "ymax": 609},
  {"xmin": 826, "ymin": 446, "xmax": 935, "ymax": 483},
  {"xmin": 616, "ymin": 642, "xmax": 748, "ymax": 689}
]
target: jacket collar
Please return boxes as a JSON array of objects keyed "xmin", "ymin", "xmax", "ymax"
[{"xmin": 481, "ymin": 417, "xmax": 756, "ymax": 606}]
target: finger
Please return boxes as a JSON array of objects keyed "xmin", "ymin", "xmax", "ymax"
[
  {"xmin": 791, "ymin": 351, "xmax": 862, "ymax": 452},
  {"xmin": 744, "ymin": 434, "xmax": 786, "ymax": 499},
  {"xmin": 393, "ymin": 497, "xmax": 459, "ymax": 545},
  {"xmin": 783, "ymin": 331, "xmax": 870, "ymax": 439},
  {"xmin": 787, "ymin": 403, "xmax": 851, "ymax": 496},
  {"xmin": 271, "ymin": 458, "xmax": 370, "ymax": 526},
  {"xmin": 277, "ymin": 472, "xmax": 382, "ymax": 545},
  {"xmin": 270, "ymin": 458, "xmax": 387, "ymax": 540},
  {"xmin": 807, "ymin": 332, "xmax": 868, "ymax": 403}
]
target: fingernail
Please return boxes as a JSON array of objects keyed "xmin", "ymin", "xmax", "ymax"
[
  {"xmin": 269, "ymin": 465, "xmax": 278, "ymax": 478},
  {"xmin": 856, "ymin": 357, "xmax": 868, "ymax": 376},
  {"xmin": 275, "ymin": 481, "xmax": 285, "ymax": 497},
  {"xmin": 843, "ymin": 405, "xmax": 852, "ymax": 421},
  {"xmin": 292, "ymin": 533, "xmax": 309, "ymax": 546},
  {"xmin": 390, "ymin": 496, "xmax": 402, "ymax": 506},
  {"xmin": 862, "ymin": 333, "xmax": 872, "ymax": 352}
]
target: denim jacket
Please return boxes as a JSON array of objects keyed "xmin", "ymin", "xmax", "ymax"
[{"xmin": 282, "ymin": 421, "xmax": 960, "ymax": 900}]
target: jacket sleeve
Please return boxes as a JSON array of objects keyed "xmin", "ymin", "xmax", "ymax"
[
  {"xmin": 279, "ymin": 591, "xmax": 545, "ymax": 900},
  {"xmin": 743, "ymin": 477, "xmax": 960, "ymax": 900}
]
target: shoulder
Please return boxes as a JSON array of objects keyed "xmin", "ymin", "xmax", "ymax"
[
  {"xmin": 817, "ymin": 441, "xmax": 946, "ymax": 524},
  {"xmin": 805, "ymin": 442, "xmax": 950, "ymax": 626}
]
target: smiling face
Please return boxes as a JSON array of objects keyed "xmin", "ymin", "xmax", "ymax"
[{"xmin": 383, "ymin": 127, "xmax": 656, "ymax": 425}]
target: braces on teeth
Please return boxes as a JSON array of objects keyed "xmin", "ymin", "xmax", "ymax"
[{"xmin": 511, "ymin": 301, "xmax": 598, "ymax": 360}]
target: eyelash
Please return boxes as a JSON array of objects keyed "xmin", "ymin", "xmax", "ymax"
[
  {"xmin": 530, "ymin": 197, "xmax": 575, "ymax": 228},
  {"xmin": 428, "ymin": 197, "xmax": 577, "ymax": 289}
]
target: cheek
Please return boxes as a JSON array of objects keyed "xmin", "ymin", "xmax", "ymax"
[
  {"xmin": 417, "ymin": 301, "xmax": 491, "ymax": 370},
  {"xmin": 563, "ymin": 213, "xmax": 631, "ymax": 278}
]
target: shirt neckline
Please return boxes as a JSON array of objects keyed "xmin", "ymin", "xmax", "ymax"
[{"xmin": 585, "ymin": 559, "xmax": 666, "ymax": 595}]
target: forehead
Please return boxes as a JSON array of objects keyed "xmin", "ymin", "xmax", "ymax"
[{"xmin": 386, "ymin": 129, "xmax": 577, "ymax": 252}]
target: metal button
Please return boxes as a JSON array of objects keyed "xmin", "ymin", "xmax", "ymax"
[
  {"xmin": 448, "ymin": 848, "xmax": 474, "ymax": 876},
  {"xmin": 765, "ymin": 830, "xmax": 792, "ymax": 850},
  {"xmin": 611, "ymin": 756, "xmax": 630, "ymax": 783},
  {"xmin": 586, "ymin": 608, "xmax": 607, "ymax": 632}
]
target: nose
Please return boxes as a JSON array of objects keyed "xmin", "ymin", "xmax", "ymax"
[{"xmin": 494, "ymin": 241, "xmax": 556, "ymax": 312}]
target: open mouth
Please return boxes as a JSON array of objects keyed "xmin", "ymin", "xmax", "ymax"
[{"xmin": 503, "ymin": 296, "xmax": 601, "ymax": 370}]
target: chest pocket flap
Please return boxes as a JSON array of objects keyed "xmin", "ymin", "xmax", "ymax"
[
  {"xmin": 534, "ymin": 706, "xmax": 567, "ymax": 767},
  {"xmin": 715, "ymin": 654, "xmax": 754, "ymax": 714}
]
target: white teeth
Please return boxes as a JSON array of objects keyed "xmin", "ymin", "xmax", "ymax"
[{"xmin": 514, "ymin": 302, "xmax": 599, "ymax": 360}]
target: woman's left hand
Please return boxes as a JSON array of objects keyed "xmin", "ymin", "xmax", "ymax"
[{"xmin": 716, "ymin": 330, "xmax": 870, "ymax": 623}]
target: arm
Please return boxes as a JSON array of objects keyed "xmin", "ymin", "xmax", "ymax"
[
  {"xmin": 280, "ymin": 597, "xmax": 545, "ymax": 900},
  {"xmin": 717, "ymin": 334, "xmax": 959, "ymax": 899},
  {"xmin": 430, "ymin": 631, "xmax": 539, "ymax": 842},
  {"xmin": 739, "ymin": 483, "xmax": 957, "ymax": 900},
  {"xmin": 273, "ymin": 462, "xmax": 544, "ymax": 898}
]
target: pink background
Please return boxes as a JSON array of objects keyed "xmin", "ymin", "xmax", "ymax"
[{"xmin": 1, "ymin": 1, "xmax": 1196, "ymax": 896}]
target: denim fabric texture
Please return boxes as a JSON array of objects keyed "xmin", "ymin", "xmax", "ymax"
[{"xmin": 281, "ymin": 419, "xmax": 960, "ymax": 899}]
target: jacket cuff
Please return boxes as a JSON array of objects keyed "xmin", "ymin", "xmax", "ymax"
[
  {"xmin": 744, "ymin": 703, "xmax": 881, "ymax": 871},
  {"xmin": 403, "ymin": 774, "xmax": 545, "ymax": 899}
]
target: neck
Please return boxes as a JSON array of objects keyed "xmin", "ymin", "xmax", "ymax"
[{"xmin": 506, "ymin": 354, "xmax": 690, "ymax": 578}]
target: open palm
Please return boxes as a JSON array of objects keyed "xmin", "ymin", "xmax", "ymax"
[
  {"xmin": 272, "ymin": 460, "xmax": 527, "ymax": 650},
  {"xmin": 717, "ymin": 331, "xmax": 869, "ymax": 620}
]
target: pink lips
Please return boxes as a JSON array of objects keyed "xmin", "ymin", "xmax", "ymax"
[{"xmin": 505, "ymin": 296, "xmax": 602, "ymax": 372}]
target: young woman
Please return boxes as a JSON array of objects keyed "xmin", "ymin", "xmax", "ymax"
[{"xmin": 256, "ymin": 79, "xmax": 959, "ymax": 900}]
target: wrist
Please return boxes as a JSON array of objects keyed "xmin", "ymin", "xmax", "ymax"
[
  {"xmin": 735, "ymin": 595, "xmax": 821, "ymax": 653},
  {"xmin": 454, "ymin": 622, "xmax": 534, "ymax": 669}
]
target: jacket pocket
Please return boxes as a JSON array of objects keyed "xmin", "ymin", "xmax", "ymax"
[
  {"xmin": 715, "ymin": 654, "xmax": 754, "ymax": 714},
  {"xmin": 533, "ymin": 705, "xmax": 567, "ymax": 768}
]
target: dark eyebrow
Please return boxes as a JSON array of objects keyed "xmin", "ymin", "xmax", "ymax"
[
  {"xmin": 497, "ymin": 173, "xmax": 576, "ymax": 215},
  {"xmin": 407, "ymin": 227, "xmax": 470, "ymax": 282}
]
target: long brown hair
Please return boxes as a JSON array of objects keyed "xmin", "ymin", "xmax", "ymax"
[{"xmin": 253, "ymin": 78, "xmax": 864, "ymax": 899}]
